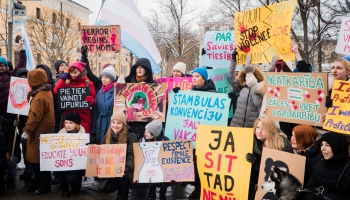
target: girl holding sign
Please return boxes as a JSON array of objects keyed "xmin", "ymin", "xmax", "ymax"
[{"xmin": 99, "ymin": 112, "xmax": 138, "ymax": 200}]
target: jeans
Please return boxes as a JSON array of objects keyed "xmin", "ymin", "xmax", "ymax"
[{"xmin": 7, "ymin": 155, "xmax": 18, "ymax": 179}]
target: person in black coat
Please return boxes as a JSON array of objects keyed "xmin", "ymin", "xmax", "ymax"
[
  {"xmin": 0, "ymin": 122, "xmax": 7, "ymax": 194},
  {"xmin": 306, "ymin": 132, "xmax": 350, "ymax": 199}
]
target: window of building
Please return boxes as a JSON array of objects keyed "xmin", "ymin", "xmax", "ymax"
[
  {"xmin": 215, "ymin": 26, "xmax": 219, "ymax": 31},
  {"xmin": 52, "ymin": 13, "xmax": 57, "ymax": 24},
  {"xmin": 204, "ymin": 27, "xmax": 209, "ymax": 33},
  {"xmin": 66, "ymin": 18, "xmax": 70, "ymax": 28},
  {"xmin": 36, "ymin": 8, "xmax": 41, "ymax": 19},
  {"xmin": 78, "ymin": 22, "xmax": 81, "ymax": 31},
  {"xmin": 37, "ymin": 53, "xmax": 41, "ymax": 64}
]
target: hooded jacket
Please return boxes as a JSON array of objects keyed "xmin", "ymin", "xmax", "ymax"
[
  {"xmin": 229, "ymin": 57, "xmax": 264, "ymax": 128},
  {"xmin": 125, "ymin": 58, "xmax": 155, "ymax": 83},
  {"xmin": 191, "ymin": 79, "xmax": 217, "ymax": 93}
]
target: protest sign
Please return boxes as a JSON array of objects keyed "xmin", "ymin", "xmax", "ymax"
[
  {"xmin": 234, "ymin": 0, "xmax": 297, "ymax": 65},
  {"xmin": 265, "ymin": 72, "xmax": 328, "ymax": 126},
  {"xmin": 81, "ymin": 25, "xmax": 121, "ymax": 53},
  {"xmin": 202, "ymin": 31, "xmax": 235, "ymax": 68},
  {"xmin": 155, "ymin": 77, "xmax": 192, "ymax": 100},
  {"xmin": 165, "ymin": 90, "xmax": 230, "ymax": 148},
  {"xmin": 40, "ymin": 133, "xmax": 90, "ymax": 171},
  {"xmin": 196, "ymin": 125, "xmax": 254, "ymax": 200},
  {"xmin": 255, "ymin": 147, "xmax": 306, "ymax": 200},
  {"xmin": 323, "ymin": 80, "xmax": 350, "ymax": 134},
  {"xmin": 85, "ymin": 144, "xmax": 127, "ymax": 178},
  {"xmin": 335, "ymin": 17, "xmax": 350, "ymax": 55},
  {"xmin": 114, "ymin": 83, "xmax": 167, "ymax": 122},
  {"xmin": 58, "ymin": 87, "xmax": 90, "ymax": 110},
  {"xmin": 7, "ymin": 77, "xmax": 31, "ymax": 116},
  {"xmin": 133, "ymin": 140, "xmax": 194, "ymax": 183}
]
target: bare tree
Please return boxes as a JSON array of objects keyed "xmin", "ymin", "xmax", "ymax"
[{"xmin": 0, "ymin": 0, "xmax": 9, "ymax": 55}]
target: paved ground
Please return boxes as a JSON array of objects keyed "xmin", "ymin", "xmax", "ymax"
[{"xmin": 0, "ymin": 169, "xmax": 196, "ymax": 200}]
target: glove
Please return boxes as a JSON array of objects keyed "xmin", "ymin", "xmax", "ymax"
[
  {"xmin": 228, "ymin": 92, "xmax": 237, "ymax": 99},
  {"xmin": 21, "ymin": 132, "xmax": 29, "ymax": 143},
  {"xmin": 232, "ymin": 48, "xmax": 238, "ymax": 62},
  {"xmin": 201, "ymin": 48, "xmax": 206, "ymax": 55},
  {"xmin": 325, "ymin": 96, "xmax": 332, "ymax": 108},
  {"xmin": 81, "ymin": 46, "xmax": 88, "ymax": 58},
  {"xmin": 61, "ymin": 69, "xmax": 70, "ymax": 81},
  {"xmin": 243, "ymin": 65, "xmax": 255, "ymax": 74},
  {"xmin": 6, "ymin": 153, "xmax": 11, "ymax": 163},
  {"xmin": 173, "ymin": 87, "xmax": 180, "ymax": 93},
  {"xmin": 13, "ymin": 119, "xmax": 20, "ymax": 127},
  {"xmin": 246, "ymin": 153, "xmax": 256, "ymax": 164},
  {"xmin": 123, "ymin": 165, "xmax": 131, "ymax": 178}
]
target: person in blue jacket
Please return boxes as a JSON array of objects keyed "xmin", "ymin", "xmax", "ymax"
[{"xmin": 92, "ymin": 65, "xmax": 117, "ymax": 143}]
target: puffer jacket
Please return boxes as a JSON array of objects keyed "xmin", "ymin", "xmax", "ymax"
[{"xmin": 229, "ymin": 60, "xmax": 264, "ymax": 128}]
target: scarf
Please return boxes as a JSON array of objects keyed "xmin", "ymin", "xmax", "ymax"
[
  {"xmin": 27, "ymin": 83, "xmax": 52, "ymax": 101},
  {"xmin": 136, "ymin": 75, "xmax": 147, "ymax": 83},
  {"xmin": 102, "ymin": 82, "xmax": 114, "ymax": 93}
]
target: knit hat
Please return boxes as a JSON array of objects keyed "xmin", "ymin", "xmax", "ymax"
[
  {"xmin": 145, "ymin": 119, "xmax": 162, "ymax": 137},
  {"xmin": 0, "ymin": 56, "xmax": 8, "ymax": 66},
  {"xmin": 192, "ymin": 67, "xmax": 208, "ymax": 80},
  {"xmin": 343, "ymin": 56, "xmax": 350, "ymax": 63},
  {"xmin": 102, "ymin": 63, "xmax": 115, "ymax": 69},
  {"xmin": 275, "ymin": 59, "xmax": 292, "ymax": 72},
  {"xmin": 69, "ymin": 61, "xmax": 86, "ymax": 72},
  {"xmin": 16, "ymin": 68, "xmax": 28, "ymax": 77},
  {"xmin": 321, "ymin": 132, "xmax": 349, "ymax": 157},
  {"xmin": 101, "ymin": 65, "xmax": 116, "ymax": 81},
  {"xmin": 64, "ymin": 112, "xmax": 81, "ymax": 125},
  {"xmin": 54, "ymin": 60, "xmax": 67, "ymax": 73},
  {"xmin": 27, "ymin": 68, "xmax": 48, "ymax": 87},
  {"xmin": 110, "ymin": 111, "xmax": 126, "ymax": 125},
  {"xmin": 173, "ymin": 62, "xmax": 186, "ymax": 75}
]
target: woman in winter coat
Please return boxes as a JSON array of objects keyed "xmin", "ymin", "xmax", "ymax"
[
  {"xmin": 306, "ymin": 132, "xmax": 350, "ymax": 200},
  {"xmin": 92, "ymin": 66, "xmax": 117, "ymax": 144},
  {"xmin": 287, "ymin": 125, "xmax": 322, "ymax": 185},
  {"xmin": 54, "ymin": 61, "xmax": 96, "ymax": 135},
  {"xmin": 246, "ymin": 116, "xmax": 289, "ymax": 200},
  {"xmin": 229, "ymin": 51, "xmax": 264, "ymax": 128},
  {"xmin": 21, "ymin": 68, "xmax": 55, "ymax": 194},
  {"xmin": 99, "ymin": 112, "xmax": 138, "ymax": 200},
  {"xmin": 124, "ymin": 58, "xmax": 155, "ymax": 140},
  {"xmin": 58, "ymin": 112, "xmax": 86, "ymax": 198}
]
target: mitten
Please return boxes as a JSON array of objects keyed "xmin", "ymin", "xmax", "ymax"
[
  {"xmin": 13, "ymin": 119, "xmax": 20, "ymax": 127},
  {"xmin": 325, "ymin": 96, "xmax": 332, "ymax": 108},
  {"xmin": 245, "ymin": 73, "xmax": 257, "ymax": 88},
  {"xmin": 232, "ymin": 48, "xmax": 238, "ymax": 62},
  {"xmin": 244, "ymin": 65, "xmax": 255, "ymax": 74},
  {"xmin": 123, "ymin": 165, "xmax": 131, "ymax": 178},
  {"xmin": 246, "ymin": 153, "xmax": 256, "ymax": 164},
  {"xmin": 81, "ymin": 46, "xmax": 88, "ymax": 58},
  {"xmin": 61, "ymin": 69, "xmax": 70, "ymax": 81},
  {"xmin": 173, "ymin": 87, "xmax": 180, "ymax": 93},
  {"xmin": 227, "ymin": 92, "xmax": 236, "ymax": 99},
  {"xmin": 201, "ymin": 48, "xmax": 206, "ymax": 55}
]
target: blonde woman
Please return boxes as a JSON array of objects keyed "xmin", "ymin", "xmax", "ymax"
[
  {"xmin": 246, "ymin": 116, "xmax": 289, "ymax": 200},
  {"xmin": 98, "ymin": 112, "xmax": 137, "ymax": 200}
]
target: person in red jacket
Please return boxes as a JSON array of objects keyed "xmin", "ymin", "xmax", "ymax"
[{"xmin": 54, "ymin": 61, "xmax": 96, "ymax": 135}]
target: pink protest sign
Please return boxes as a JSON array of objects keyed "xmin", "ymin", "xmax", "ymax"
[
  {"xmin": 155, "ymin": 77, "xmax": 192, "ymax": 99},
  {"xmin": 81, "ymin": 25, "xmax": 121, "ymax": 53}
]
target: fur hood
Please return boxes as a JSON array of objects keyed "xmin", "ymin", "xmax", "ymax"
[{"xmin": 237, "ymin": 65, "xmax": 265, "ymax": 88}]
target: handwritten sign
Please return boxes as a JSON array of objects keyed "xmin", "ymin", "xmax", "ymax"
[
  {"xmin": 202, "ymin": 31, "xmax": 235, "ymax": 68},
  {"xmin": 265, "ymin": 72, "xmax": 328, "ymax": 126},
  {"xmin": 255, "ymin": 147, "xmax": 306, "ymax": 200},
  {"xmin": 133, "ymin": 140, "xmax": 194, "ymax": 183},
  {"xmin": 40, "ymin": 134, "xmax": 90, "ymax": 171},
  {"xmin": 85, "ymin": 144, "xmax": 127, "ymax": 178},
  {"xmin": 81, "ymin": 25, "xmax": 121, "ymax": 53},
  {"xmin": 197, "ymin": 125, "xmax": 254, "ymax": 200},
  {"xmin": 234, "ymin": 0, "xmax": 297, "ymax": 65},
  {"xmin": 335, "ymin": 17, "xmax": 350, "ymax": 55},
  {"xmin": 114, "ymin": 83, "xmax": 167, "ymax": 122},
  {"xmin": 165, "ymin": 90, "xmax": 230, "ymax": 148},
  {"xmin": 7, "ymin": 77, "xmax": 31, "ymax": 116},
  {"xmin": 155, "ymin": 77, "xmax": 192, "ymax": 100},
  {"xmin": 323, "ymin": 80, "xmax": 350, "ymax": 134},
  {"xmin": 58, "ymin": 87, "xmax": 90, "ymax": 110}
]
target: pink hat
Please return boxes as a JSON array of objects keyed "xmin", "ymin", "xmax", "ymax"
[{"xmin": 69, "ymin": 61, "xmax": 86, "ymax": 72}]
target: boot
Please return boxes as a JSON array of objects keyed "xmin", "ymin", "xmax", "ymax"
[
  {"xmin": 26, "ymin": 175, "xmax": 41, "ymax": 192},
  {"xmin": 35, "ymin": 172, "xmax": 51, "ymax": 195},
  {"xmin": 148, "ymin": 185, "xmax": 156, "ymax": 200},
  {"xmin": 159, "ymin": 185, "xmax": 168, "ymax": 200}
]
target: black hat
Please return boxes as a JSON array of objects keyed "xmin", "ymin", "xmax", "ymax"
[
  {"xmin": 321, "ymin": 132, "xmax": 349, "ymax": 157},
  {"xmin": 16, "ymin": 68, "xmax": 28, "ymax": 77},
  {"xmin": 54, "ymin": 60, "xmax": 67, "ymax": 73},
  {"xmin": 64, "ymin": 112, "xmax": 81, "ymax": 125},
  {"xmin": 7, "ymin": 61, "xmax": 13, "ymax": 71}
]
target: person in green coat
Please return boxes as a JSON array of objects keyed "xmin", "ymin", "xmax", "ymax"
[{"xmin": 98, "ymin": 112, "xmax": 138, "ymax": 200}]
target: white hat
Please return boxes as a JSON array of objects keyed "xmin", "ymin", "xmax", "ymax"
[
  {"xmin": 101, "ymin": 65, "xmax": 116, "ymax": 81},
  {"xmin": 173, "ymin": 62, "xmax": 186, "ymax": 75}
]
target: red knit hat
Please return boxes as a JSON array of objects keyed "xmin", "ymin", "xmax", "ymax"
[{"xmin": 69, "ymin": 61, "xmax": 86, "ymax": 72}]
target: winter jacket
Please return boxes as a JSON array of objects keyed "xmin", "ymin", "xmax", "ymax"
[
  {"xmin": 92, "ymin": 87, "xmax": 114, "ymax": 143},
  {"xmin": 0, "ymin": 50, "xmax": 27, "ymax": 116},
  {"xmin": 229, "ymin": 60, "xmax": 264, "ymax": 128},
  {"xmin": 54, "ymin": 75, "xmax": 96, "ymax": 135},
  {"xmin": 99, "ymin": 129, "xmax": 138, "ymax": 190},
  {"xmin": 58, "ymin": 125, "xmax": 86, "ymax": 134},
  {"xmin": 1, "ymin": 115, "xmax": 21, "ymax": 164},
  {"xmin": 191, "ymin": 79, "xmax": 217, "ymax": 93},
  {"xmin": 0, "ymin": 130, "xmax": 7, "ymax": 178}
]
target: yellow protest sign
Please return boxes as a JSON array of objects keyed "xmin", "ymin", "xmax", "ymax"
[
  {"xmin": 196, "ymin": 125, "xmax": 254, "ymax": 200},
  {"xmin": 234, "ymin": 0, "xmax": 297, "ymax": 65},
  {"xmin": 323, "ymin": 80, "xmax": 350, "ymax": 134}
]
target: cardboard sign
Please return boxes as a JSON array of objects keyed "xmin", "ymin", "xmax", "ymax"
[
  {"xmin": 196, "ymin": 125, "xmax": 254, "ymax": 200},
  {"xmin": 40, "ymin": 133, "xmax": 90, "ymax": 171},
  {"xmin": 165, "ymin": 90, "xmax": 230, "ymax": 148},
  {"xmin": 255, "ymin": 147, "xmax": 306, "ymax": 200},
  {"xmin": 323, "ymin": 80, "xmax": 350, "ymax": 134},
  {"xmin": 234, "ymin": 0, "xmax": 297, "ymax": 65},
  {"xmin": 202, "ymin": 31, "xmax": 235, "ymax": 68},
  {"xmin": 265, "ymin": 72, "xmax": 328, "ymax": 126},
  {"xmin": 155, "ymin": 77, "xmax": 193, "ymax": 100},
  {"xmin": 114, "ymin": 83, "xmax": 167, "ymax": 122},
  {"xmin": 85, "ymin": 144, "xmax": 127, "ymax": 178},
  {"xmin": 133, "ymin": 140, "xmax": 194, "ymax": 183},
  {"xmin": 335, "ymin": 17, "xmax": 350, "ymax": 55},
  {"xmin": 58, "ymin": 87, "xmax": 90, "ymax": 110},
  {"xmin": 7, "ymin": 77, "xmax": 31, "ymax": 116},
  {"xmin": 81, "ymin": 25, "xmax": 121, "ymax": 53}
]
